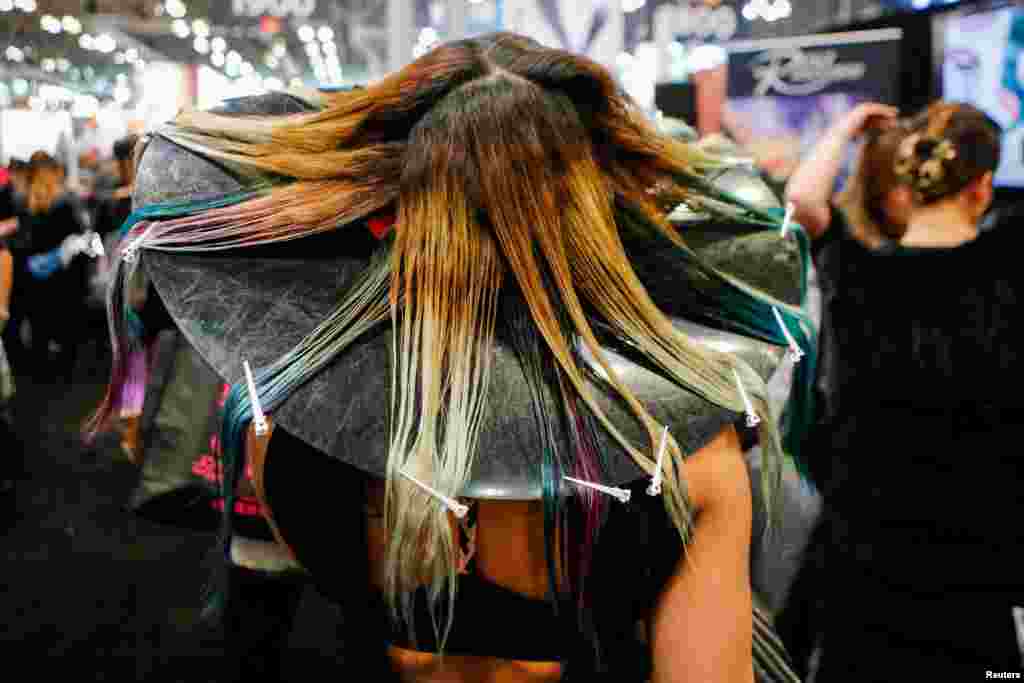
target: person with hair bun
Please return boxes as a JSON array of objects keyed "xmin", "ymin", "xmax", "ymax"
[{"xmin": 784, "ymin": 101, "xmax": 1023, "ymax": 679}]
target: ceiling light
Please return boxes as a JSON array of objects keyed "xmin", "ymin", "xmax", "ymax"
[
  {"xmin": 62, "ymin": 16, "xmax": 82, "ymax": 34},
  {"xmin": 0, "ymin": 0, "xmax": 14, "ymax": 11},
  {"xmin": 240, "ymin": 62, "xmax": 254, "ymax": 77},
  {"xmin": 95, "ymin": 34, "xmax": 117, "ymax": 53},
  {"xmin": 211, "ymin": 51, "xmax": 225, "ymax": 67},
  {"xmin": 79, "ymin": 34, "xmax": 95, "ymax": 50},
  {"xmin": 298, "ymin": 25, "xmax": 315, "ymax": 42},
  {"xmin": 226, "ymin": 50, "xmax": 242, "ymax": 65},
  {"xmin": 172, "ymin": 19, "xmax": 190, "ymax": 39},
  {"xmin": 165, "ymin": 0, "xmax": 187, "ymax": 19},
  {"xmin": 192, "ymin": 19, "xmax": 210, "ymax": 37},
  {"xmin": 41, "ymin": 15, "xmax": 61, "ymax": 33},
  {"xmin": 194, "ymin": 36, "xmax": 209, "ymax": 54},
  {"xmin": 211, "ymin": 37, "xmax": 226, "ymax": 53},
  {"xmin": 15, "ymin": 0, "xmax": 35, "ymax": 12},
  {"xmin": 42, "ymin": 58, "xmax": 56, "ymax": 72},
  {"xmin": 125, "ymin": 48, "xmax": 139, "ymax": 62},
  {"xmin": 5, "ymin": 46, "xmax": 24, "ymax": 62},
  {"xmin": 317, "ymin": 26, "xmax": 334, "ymax": 42}
]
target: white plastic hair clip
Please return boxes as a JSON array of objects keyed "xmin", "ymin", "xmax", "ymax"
[
  {"xmin": 564, "ymin": 476, "xmax": 631, "ymax": 503},
  {"xmin": 732, "ymin": 366, "xmax": 761, "ymax": 428},
  {"xmin": 242, "ymin": 360, "xmax": 268, "ymax": 436},
  {"xmin": 84, "ymin": 232, "xmax": 105, "ymax": 258},
  {"xmin": 122, "ymin": 224, "xmax": 156, "ymax": 264},
  {"xmin": 780, "ymin": 202, "xmax": 795, "ymax": 238},
  {"xmin": 647, "ymin": 426, "xmax": 671, "ymax": 497},
  {"xmin": 398, "ymin": 469, "xmax": 469, "ymax": 519},
  {"xmin": 772, "ymin": 307, "xmax": 804, "ymax": 364}
]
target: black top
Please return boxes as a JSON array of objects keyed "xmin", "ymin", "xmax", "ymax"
[
  {"xmin": 810, "ymin": 214, "xmax": 1024, "ymax": 601},
  {"xmin": 5, "ymin": 196, "xmax": 88, "ymax": 306}
]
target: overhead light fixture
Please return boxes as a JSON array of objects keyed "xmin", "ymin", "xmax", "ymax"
[
  {"xmin": 165, "ymin": 0, "xmax": 187, "ymax": 19},
  {"xmin": 622, "ymin": 0, "xmax": 646, "ymax": 12},
  {"xmin": 211, "ymin": 37, "xmax": 227, "ymax": 53},
  {"xmin": 742, "ymin": 0, "xmax": 791, "ymax": 22},
  {"xmin": 15, "ymin": 0, "xmax": 35, "ymax": 12},
  {"xmin": 226, "ymin": 50, "xmax": 242, "ymax": 65},
  {"xmin": 5, "ymin": 46, "xmax": 24, "ymax": 62},
  {"xmin": 240, "ymin": 62, "xmax": 254, "ymax": 77},
  {"xmin": 298, "ymin": 25, "xmax": 315, "ymax": 43},
  {"xmin": 42, "ymin": 58, "xmax": 56, "ymax": 72},
  {"xmin": 0, "ymin": 0, "xmax": 13, "ymax": 12},
  {"xmin": 172, "ymin": 19, "xmax": 190, "ymax": 39},
  {"xmin": 62, "ymin": 16, "xmax": 82, "ymax": 35},
  {"xmin": 79, "ymin": 34, "xmax": 95, "ymax": 50},
  {"xmin": 194, "ymin": 36, "xmax": 209, "ymax": 54},
  {"xmin": 192, "ymin": 19, "xmax": 210, "ymax": 37},
  {"xmin": 211, "ymin": 51, "xmax": 226, "ymax": 67},
  {"xmin": 317, "ymin": 26, "xmax": 334, "ymax": 42},
  {"xmin": 41, "ymin": 15, "xmax": 62, "ymax": 33},
  {"xmin": 95, "ymin": 34, "xmax": 117, "ymax": 54},
  {"xmin": 125, "ymin": 48, "xmax": 139, "ymax": 62}
]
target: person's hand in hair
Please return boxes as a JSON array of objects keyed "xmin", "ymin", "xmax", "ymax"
[
  {"xmin": 785, "ymin": 102, "xmax": 899, "ymax": 239},
  {"xmin": 837, "ymin": 102, "xmax": 900, "ymax": 139}
]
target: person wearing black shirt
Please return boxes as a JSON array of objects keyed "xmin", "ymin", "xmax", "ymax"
[{"xmin": 781, "ymin": 102, "xmax": 1023, "ymax": 679}]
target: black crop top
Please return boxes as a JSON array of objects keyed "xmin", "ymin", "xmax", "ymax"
[{"xmin": 260, "ymin": 426, "xmax": 685, "ymax": 677}]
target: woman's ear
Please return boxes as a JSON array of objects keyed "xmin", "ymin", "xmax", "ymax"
[
  {"xmin": 884, "ymin": 185, "xmax": 914, "ymax": 227},
  {"xmin": 965, "ymin": 171, "xmax": 995, "ymax": 219}
]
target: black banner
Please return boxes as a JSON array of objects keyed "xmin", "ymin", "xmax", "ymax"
[{"xmin": 726, "ymin": 29, "xmax": 902, "ymax": 103}]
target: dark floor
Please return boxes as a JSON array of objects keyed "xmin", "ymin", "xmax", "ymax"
[{"xmin": 1, "ymin": 346, "xmax": 344, "ymax": 680}]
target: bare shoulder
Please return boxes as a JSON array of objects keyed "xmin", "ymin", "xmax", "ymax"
[{"xmin": 681, "ymin": 425, "xmax": 751, "ymax": 515}]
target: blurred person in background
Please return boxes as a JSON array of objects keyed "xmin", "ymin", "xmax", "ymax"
[
  {"xmin": 14, "ymin": 152, "xmax": 91, "ymax": 381},
  {"xmin": 784, "ymin": 101, "xmax": 1023, "ymax": 679},
  {"xmin": 0, "ymin": 235, "xmax": 17, "ymax": 530}
]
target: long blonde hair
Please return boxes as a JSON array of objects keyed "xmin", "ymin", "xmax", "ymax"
[{"xmin": 95, "ymin": 34, "xmax": 813, "ymax": 659}]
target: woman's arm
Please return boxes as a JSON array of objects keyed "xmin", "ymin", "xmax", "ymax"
[
  {"xmin": 785, "ymin": 102, "xmax": 898, "ymax": 240},
  {"xmin": 649, "ymin": 425, "xmax": 754, "ymax": 683}
]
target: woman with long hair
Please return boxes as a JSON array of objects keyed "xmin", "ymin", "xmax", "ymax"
[
  {"xmin": 785, "ymin": 102, "xmax": 1023, "ymax": 679},
  {"xmin": 95, "ymin": 34, "xmax": 814, "ymax": 682}
]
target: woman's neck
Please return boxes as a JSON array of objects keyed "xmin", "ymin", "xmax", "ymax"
[{"xmin": 900, "ymin": 202, "xmax": 979, "ymax": 248}]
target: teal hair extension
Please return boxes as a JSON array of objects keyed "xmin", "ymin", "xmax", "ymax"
[{"xmin": 615, "ymin": 190, "xmax": 818, "ymax": 479}]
